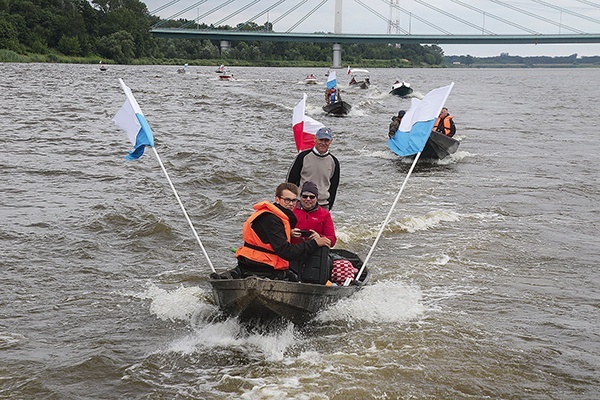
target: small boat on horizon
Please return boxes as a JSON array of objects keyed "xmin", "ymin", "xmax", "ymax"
[{"xmin": 304, "ymin": 74, "xmax": 318, "ymax": 84}]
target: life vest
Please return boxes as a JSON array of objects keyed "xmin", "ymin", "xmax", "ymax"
[
  {"xmin": 434, "ymin": 115, "xmax": 453, "ymax": 136},
  {"xmin": 235, "ymin": 201, "xmax": 291, "ymax": 270}
]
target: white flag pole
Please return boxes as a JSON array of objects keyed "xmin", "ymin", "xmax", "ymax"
[
  {"xmin": 350, "ymin": 152, "xmax": 421, "ymax": 285},
  {"xmin": 151, "ymin": 147, "xmax": 216, "ymax": 273}
]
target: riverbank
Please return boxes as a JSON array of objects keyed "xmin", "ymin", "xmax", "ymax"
[{"xmin": 0, "ymin": 49, "xmax": 427, "ymax": 68}]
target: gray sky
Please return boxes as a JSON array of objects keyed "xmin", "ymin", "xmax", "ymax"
[{"xmin": 140, "ymin": 0, "xmax": 600, "ymax": 57}]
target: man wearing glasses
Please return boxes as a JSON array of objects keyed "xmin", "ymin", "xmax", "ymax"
[
  {"xmin": 234, "ymin": 182, "xmax": 331, "ymax": 280},
  {"xmin": 287, "ymin": 127, "xmax": 340, "ymax": 211},
  {"xmin": 291, "ymin": 181, "xmax": 336, "ymax": 247}
]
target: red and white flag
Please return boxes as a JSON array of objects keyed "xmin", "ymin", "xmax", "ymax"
[
  {"xmin": 292, "ymin": 93, "xmax": 325, "ymax": 152},
  {"xmin": 347, "ymin": 65, "xmax": 351, "ymax": 74}
]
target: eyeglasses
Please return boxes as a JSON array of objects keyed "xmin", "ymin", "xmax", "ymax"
[
  {"xmin": 279, "ymin": 197, "xmax": 298, "ymax": 204},
  {"xmin": 301, "ymin": 195, "xmax": 316, "ymax": 200}
]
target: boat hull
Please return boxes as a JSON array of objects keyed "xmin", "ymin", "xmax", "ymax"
[
  {"xmin": 209, "ymin": 277, "xmax": 366, "ymax": 323},
  {"xmin": 420, "ymin": 131, "xmax": 460, "ymax": 160},
  {"xmin": 210, "ymin": 249, "xmax": 369, "ymax": 323},
  {"xmin": 349, "ymin": 80, "xmax": 369, "ymax": 89},
  {"xmin": 322, "ymin": 101, "xmax": 352, "ymax": 116},
  {"xmin": 390, "ymin": 85, "xmax": 413, "ymax": 97}
]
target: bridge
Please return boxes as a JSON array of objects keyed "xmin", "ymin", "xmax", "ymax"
[{"xmin": 147, "ymin": 0, "xmax": 600, "ymax": 67}]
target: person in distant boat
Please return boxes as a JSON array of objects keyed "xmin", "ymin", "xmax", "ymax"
[
  {"xmin": 325, "ymin": 87, "xmax": 337, "ymax": 104},
  {"xmin": 287, "ymin": 127, "xmax": 340, "ymax": 211},
  {"xmin": 388, "ymin": 110, "xmax": 406, "ymax": 139},
  {"xmin": 433, "ymin": 107, "xmax": 456, "ymax": 137},
  {"xmin": 291, "ymin": 181, "xmax": 336, "ymax": 247},
  {"xmin": 232, "ymin": 182, "xmax": 331, "ymax": 281},
  {"xmin": 349, "ymin": 76, "xmax": 357, "ymax": 85}
]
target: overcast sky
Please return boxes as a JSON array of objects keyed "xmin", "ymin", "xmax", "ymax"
[{"xmin": 140, "ymin": 0, "xmax": 600, "ymax": 57}]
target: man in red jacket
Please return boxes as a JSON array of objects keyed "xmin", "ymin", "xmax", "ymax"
[{"xmin": 291, "ymin": 181, "xmax": 337, "ymax": 248}]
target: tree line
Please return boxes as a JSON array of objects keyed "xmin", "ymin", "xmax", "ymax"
[{"xmin": 0, "ymin": 0, "xmax": 445, "ymax": 66}]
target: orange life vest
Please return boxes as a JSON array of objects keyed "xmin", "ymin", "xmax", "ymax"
[
  {"xmin": 434, "ymin": 115, "xmax": 453, "ymax": 136},
  {"xmin": 235, "ymin": 201, "xmax": 291, "ymax": 270}
]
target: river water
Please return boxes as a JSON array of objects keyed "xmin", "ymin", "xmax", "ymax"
[{"xmin": 1, "ymin": 63, "xmax": 598, "ymax": 399}]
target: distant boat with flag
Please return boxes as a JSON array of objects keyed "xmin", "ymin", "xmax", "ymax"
[
  {"xmin": 347, "ymin": 66, "xmax": 370, "ymax": 89},
  {"xmin": 217, "ymin": 65, "xmax": 234, "ymax": 81},
  {"xmin": 322, "ymin": 71, "xmax": 351, "ymax": 116},
  {"xmin": 177, "ymin": 64, "xmax": 188, "ymax": 74},
  {"xmin": 388, "ymin": 83, "xmax": 457, "ymax": 161},
  {"xmin": 99, "ymin": 61, "xmax": 107, "ymax": 71}
]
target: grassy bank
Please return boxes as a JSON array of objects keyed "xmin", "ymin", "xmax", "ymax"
[{"xmin": 0, "ymin": 49, "xmax": 425, "ymax": 68}]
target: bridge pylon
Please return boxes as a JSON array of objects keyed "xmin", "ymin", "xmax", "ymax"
[{"xmin": 332, "ymin": 0, "xmax": 343, "ymax": 68}]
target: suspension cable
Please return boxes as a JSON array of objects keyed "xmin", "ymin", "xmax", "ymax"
[
  {"xmin": 355, "ymin": 0, "xmax": 409, "ymax": 34},
  {"xmin": 375, "ymin": 0, "xmax": 453, "ymax": 35},
  {"xmin": 214, "ymin": 0, "xmax": 263, "ymax": 27},
  {"xmin": 179, "ymin": 0, "xmax": 236, "ymax": 29},
  {"xmin": 287, "ymin": 0, "xmax": 329, "ymax": 32},
  {"xmin": 449, "ymin": 0, "xmax": 539, "ymax": 34},
  {"xmin": 529, "ymin": 0, "xmax": 600, "ymax": 25},
  {"xmin": 149, "ymin": 0, "xmax": 183, "ymax": 15},
  {"xmin": 245, "ymin": 0, "xmax": 287, "ymax": 24},
  {"xmin": 273, "ymin": 0, "xmax": 309, "ymax": 25},
  {"xmin": 153, "ymin": 0, "xmax": 209, "ymax": 27},
  {"xmin": 487, "ymin": 0, "xmax": 585, "ymax": 33}
]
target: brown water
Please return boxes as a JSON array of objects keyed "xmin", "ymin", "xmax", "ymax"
[{"xmin": 1, "ymin": 63, "xmax": 598, "ymax": 399}]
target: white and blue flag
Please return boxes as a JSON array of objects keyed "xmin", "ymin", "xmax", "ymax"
[
  {"xmin": 326, "ymin": 70, "xmax": 337, "ymax": 89},
  {"xmin": 113, "ymin": 79, "xmax": 155, "ymax": 160},
  {"xmin": 388, "ymin": 82, "xmax": 454, "ymax": 157}
]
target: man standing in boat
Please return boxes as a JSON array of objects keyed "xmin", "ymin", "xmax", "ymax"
[
  {"xmin": 433, "ymin": 107, "xmax": 456, "ymax": 137},
  {"xmin": 232, "ymin": 182, "xmax": 331, "ymax": 281},
  {"xmin": 287, "ymin": 127, "xmax": 340, "ymax": 211},
  {"xmin": 388, "ymin": 110, "xmax": 406, "ymax": 139}
]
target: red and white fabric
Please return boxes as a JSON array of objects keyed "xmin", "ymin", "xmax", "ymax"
[{"xmin": 330, "ymin": 259, "xmax": 357, "ymax": 285}]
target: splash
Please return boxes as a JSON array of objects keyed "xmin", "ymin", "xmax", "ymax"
[
  {"xmin": 137, "ymin": 282, "xmax": 214, "ymax": 323},
  {"xmin": 316, "ymin": 280, "xmax": 424, "ymax": 324}
]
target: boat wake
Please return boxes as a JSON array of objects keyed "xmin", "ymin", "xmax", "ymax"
[{"xmin": 315, "ymin": 279, "xmax": 424, "ymax": 324}]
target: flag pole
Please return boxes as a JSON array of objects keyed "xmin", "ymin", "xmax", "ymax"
[
  {"xmin": 350, "ymin": 152, "xmax": 421, "ymax": 285},
  {"xmin": 151, "ymin": 147, "xmax": 216, "ymax": 273}
]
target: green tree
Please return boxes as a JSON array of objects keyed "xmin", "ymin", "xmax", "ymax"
[
  {"xmin": 97, "ymin": 30, "xmax": 135, "ymax": 63},
  {"xmin": 57, "ymin": 35, "xmax": 81, "ymax": 56}
]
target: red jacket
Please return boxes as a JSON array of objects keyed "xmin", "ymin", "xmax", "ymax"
[{"xmin": 292, "ymin": 205, "xmax": 337, "ymax": 247}]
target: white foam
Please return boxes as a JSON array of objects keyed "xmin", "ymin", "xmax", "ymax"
[{"xmin": 316, "ymin": 280, "xmax": 424, "ymax": 323}]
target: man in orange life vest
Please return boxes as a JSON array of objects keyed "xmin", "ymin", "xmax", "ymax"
[
  {"xmin": 234, "ymin": 182, "xmax": 331, "ymax": 280},
  {"xmin": 433, "ymin": 107, "xmax": 456, "ymax": 137}
]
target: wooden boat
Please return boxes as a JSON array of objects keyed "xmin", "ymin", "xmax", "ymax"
[
  {"xmin": 390, "ymin": 81, "xmax": 413, "ymax": 97},
  {"xmin": 419, "ymin": 131, "xmax": 460, "ymax": 160},
  {"xmin": 209, "ymin": 249, "xmax": 369, "ymax": 324},
  {"xmin": 322, "ymin": 100, "xmax": 352, "ymax": 116}
]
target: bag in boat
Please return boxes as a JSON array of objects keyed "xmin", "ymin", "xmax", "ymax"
[
  {"xmin": 329, "ymin": 249, "xmax": 364, "ymax": 284},
  {"xmin": 330, "ymin": 259, "xmax": 358, "ymax": 285},
  {"xmin": 290, "ymin": 247, "xmax": 331, "ymax": 284}
]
